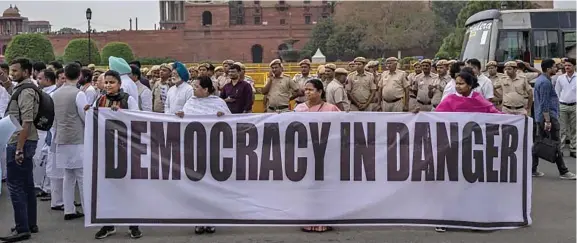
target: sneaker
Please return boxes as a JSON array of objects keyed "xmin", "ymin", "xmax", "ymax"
[
  {"xmin": 95, "ymin": 226, "xmax": 116, "ymax": 239},
  {"xmin": 129, "ymin": 227, "xmax": 143, "ymax": 239},
  {"xmin": 560, "ymin": 172, "xmax": 577, "ymax": 180},
  {"xmin": 532, "ymin": 171, "xmax": 545, "ymax": 177},
  {"xmin": 64, "ymin": 212, "xmax": 85, "ymax": 220},
  {"xmin": 435, "ymin": 227, "xmax": 446, "ymax": 232},
  {"xmin": 10, "ymin": 225, "xmax": 39, "ymax": 234}
]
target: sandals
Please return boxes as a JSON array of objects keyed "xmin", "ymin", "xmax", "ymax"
[{"xmin": 195, "ymin": 226, "xmax": 216, "ymax": 235}]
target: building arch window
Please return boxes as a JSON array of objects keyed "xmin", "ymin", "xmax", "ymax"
[{"xmin": 202, "ymin": 11, "xmax": 213, "ymax": 26}]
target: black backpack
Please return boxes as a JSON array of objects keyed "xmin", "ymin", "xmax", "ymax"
[{"xmin": 6, "ymin": 83, "xmax": 55, "ymax": 131}]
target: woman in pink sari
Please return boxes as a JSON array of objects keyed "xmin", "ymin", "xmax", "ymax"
[
  {"xmin": 432, "ymin": 68, "xmax": 502, "ymax": 113},
  {"xmin": 294, "ymin": 79, "xmax": 338, "ymax": 233},
  {"xmin": 294, "ymin": 79, "xmax": 340, "ymax": 112},
  {"xmin": 424, "ymin": 68, "xmax": 501, "ymax": 233}
]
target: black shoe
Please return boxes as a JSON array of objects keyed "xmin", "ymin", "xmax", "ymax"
[
  {"xmin": 205, "ymin": 226, "xmax": 215, "ymax": 234},
  {"xmin": 1, "ymin": 178, "xmax": 5, "ymax": 183},
  {"xmin": 39, "ymin": 194, "xmax": 51, "ymax": 201},
  {"xmin": 10, "ymin": 225, "xmax": 38, "ymax": 234},
  {"xmin": 0, "ymin": 231, "xmax": 31, "ymax": 242},
  {"xmin": 36, "ymin": 191, "xmax": 49, "ymax": 198},
  {"xmin": 51, "ymin": 205, "xmax": 64, "ymax": 211},
  {"xmin": 64, "ymin": 212, "xmax": 84, "ymax": 220},
  {"xmin": 129, "ymin": 227, "xmax": 142, "ymax": 239},
  {"xmin": 74, "ymin": 201, "xmax": 81, "ymax": 207},
  {"xmin": 194, "ymin": 226, "xmax": 205, "ymax": 234},
  {"xmin": 570, "ymin": 152, "xmax": 576, "ymax": 158},
  {"xmin": 95, "ymin": 226, "xmax": 116, "ymax": 240}
]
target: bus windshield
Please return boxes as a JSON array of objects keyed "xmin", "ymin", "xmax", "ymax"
[{"xmin": 461, "ymin": 20, "xmax": 494, "ymax": 64}]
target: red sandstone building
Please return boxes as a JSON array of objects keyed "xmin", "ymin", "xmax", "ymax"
[{"xmin": 0, "ymin": 0, "xmax": 331, "ymax": 63}]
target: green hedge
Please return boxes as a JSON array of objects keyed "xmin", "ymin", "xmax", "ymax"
[
  {"xmin": 100, "ymin": 42, "xmax": 134, "ymax": 65},
  {"xmin": 5, "ymin": 33, "xmax": 55, "ymax": 63},
  {"xmin": 63, "ymin": 38, "xmax": 101, "ymax": 65}
]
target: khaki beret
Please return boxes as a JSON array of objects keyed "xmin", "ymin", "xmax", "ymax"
[
  {"xmin": 298, "ymin": 59, "xmax": 311, "ymax": 66},
  {"xmin": 150, "ymin": 65, "xmax": 160, "ymax": 71},
  {"xmin": 335, "ymin": 68, "xmax": 348, "ymax": 75},
  {"xmin": 385, "ymin": 57, "xmax": 398, "ymax": 62},
  {"xmin": 324, "ymin": 63, "xmax": 337, "ymax": 70},
  {"xmin": 198, "ymin": 63, "xmax": 210, "ymax": 69},
  {"xmin": 353, "ymin": 57, "xmax": 367, "ymax": 63},
  {"xmin": 140, "ymin": 67, "xmax": 149, "ymax": 74},
  {"xmin": 160, "ymin": 63, "xmax": 173, "ymax": 71},
  {"xmin": 348, "ymin": 61, "xmax": 355, "ymax": 65},
  {"xmin": 94, "ymin": 68, "xmax": 106, "ymax": 74},
  {"xmin": 412, "ymin": 62, "xmax": 421, "ymax": 67},
  {"xmin": 87, "ymin": 64, "xmax": 96, "ymax": 69},
  {"xmin": 436, "ymin": 59, "xmax": 448, "ymax": 66},
  {"xmin": 420, "ymin": 59, "xmax": 432, "ymax": 65},
  {"xmin": 269, "ymin": 59, "xmax": 282, "ymax": 67},
  {"xmin": 222, "ymin": 60, "xmax": 234, "ymax": 65},
  {"xmin": 486, "ymin": 61, "xmax": 497, "ymax": 67},
  {"xmin": 233, "ymin": 62, "xmax": 246, "ymax": 70},
  {"xmin": 504, "ymin": 61, "xmax": 518, "ymax": 68},
  {"xmin": 215, "ymin": 66, "xmax": 224, "ymax": 72},
  {"xmin": 188, "ymin": 66, "xmax": 198, "ymax": 71},
  {"xmin": 367, "ymin": 60, "xmax": 379, "ymax": 67},
  {"xmin": 447, "ymin": 60, "xmax": 457, "ymax": 65},
  {"xmin": 317, "ymin": 65, "xmax": 326, "ymax": 74}
]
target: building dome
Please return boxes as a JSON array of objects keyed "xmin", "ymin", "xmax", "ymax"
[{"xmin": 3, "ymin": 5, "xmax": 21, "ymax": 18}]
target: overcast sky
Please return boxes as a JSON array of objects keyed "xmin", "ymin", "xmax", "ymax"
[{"xmin": 0, "ymin": 1, "xmax": 159, "ymax": 31}]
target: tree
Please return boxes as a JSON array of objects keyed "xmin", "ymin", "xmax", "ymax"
[
  {"xmin": 335, "ymin": 2, "xmax": 439, "ymax": 57},
  {"xmin": 100, "ymin": 42, "xmax": 135, "ymax": 65},
  {"xmin": 431, "ymin": 1, "xmax": 467, "ymax": 27},
  {"xmin": 57, "ymin": 27, "xmax": 82, "ymax": 34},
  {"xmin": 63, "ymin": 38, "xmax": 101, "ymax": 65},
  {"xmin": 301, "ymin": 17, "xmax": 336, "ymax": 60},
  {"xmin": 5, "ymin": 33, "xmax": 55, "ymax": 63}
]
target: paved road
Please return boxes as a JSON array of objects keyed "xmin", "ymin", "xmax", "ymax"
[{"xmin": 0, "ymin": 156, "xmax": 575, "ymax": 243}]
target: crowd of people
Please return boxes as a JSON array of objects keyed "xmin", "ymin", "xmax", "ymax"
[{"xmin": 0, "ymin": 54, "xmax": 575, "ymax": 242}]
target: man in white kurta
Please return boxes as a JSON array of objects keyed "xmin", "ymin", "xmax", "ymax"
[
  {"xmin": 164, "ymin": 77, "xmax": 193, "ymax": 114},
  {"xmin": 51, "ymin": 63, "xmax": 88, "ymax": 219}
]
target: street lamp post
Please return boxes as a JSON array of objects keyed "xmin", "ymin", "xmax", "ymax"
[{"xmin": 86, "ymin": 8, "xmax": 92, "ymax": 65}]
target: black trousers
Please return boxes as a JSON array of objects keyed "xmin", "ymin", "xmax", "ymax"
[{"xmin": 532, "ymin": 118, "xmax": 569, "ymax": 175}]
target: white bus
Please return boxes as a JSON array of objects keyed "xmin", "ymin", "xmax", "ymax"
[{"xmin": 460, "ymin": 8, "xmax": 576, "ymax": 69}]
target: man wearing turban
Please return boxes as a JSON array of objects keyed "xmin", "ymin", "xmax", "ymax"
[{"xmin": 164, "ymin": 61, "xmax": 194, "ymax": 114}]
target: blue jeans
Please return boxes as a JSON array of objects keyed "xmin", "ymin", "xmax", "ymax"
[{"xmin": 6, "ymin": 140, "xmax": 38, "ymax": 233}]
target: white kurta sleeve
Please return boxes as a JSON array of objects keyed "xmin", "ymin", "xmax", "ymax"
[
  {"xmin": 0, "ymin": 86, "xmax": 10, "ymax": 117},
  {"xmin": 75, "ymin": 92, "xmax": 88, "ymax": 123},
  {"xmin": 140, "ymin": 89, "xmax": 153, "ymax": 112},
  {"xmin": 441, "ymin": 80, "xmax": 456, "ymax": 101},
  {"xmin": 482, "ymin": 79, "xmax": 494, "ymax": 99},
  {"xmin": 164, "ymin": 88, "xmax": 172, "ymax": 114},
  {"xmin": 127, "ymin": 96, "xmax": 139, "ymax": 111}
]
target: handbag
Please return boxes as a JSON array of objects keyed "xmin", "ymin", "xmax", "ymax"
[{"xmin": 533, "ymin": 132, "xmax": 560, "ymax": 163}]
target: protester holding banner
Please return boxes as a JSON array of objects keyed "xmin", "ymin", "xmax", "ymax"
[
  {"xmin": 90, "ymin": 69, "xmax": 143, "ymax": 240},
  {"xmin": 294, "ymin": 79, "xmax": 339, "ymax": 233},
  {"xmin": 432, "ymin": 68, "xmax": 502, "ymax": 114}
]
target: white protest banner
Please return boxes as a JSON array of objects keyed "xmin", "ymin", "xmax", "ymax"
[{"xmin": 83, "ymin": 109, "xmax": 533, "ymax": 230}]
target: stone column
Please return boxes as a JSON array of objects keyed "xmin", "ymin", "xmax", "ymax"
[{"xmin": 159, "ymin": 1, "xmax": 164, "ymax": 21}]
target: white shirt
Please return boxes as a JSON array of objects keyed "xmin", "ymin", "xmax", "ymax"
[
  {"xmin": 165, "ymin": 82, "xmax": 193, "ymax": 114},
  {"xmin": 42, "ymin": 84, "xmax": 57, "ymax": 94},
  {"xmin": 81, "ymin": 85, "xmax": 99, "ymax": 105},
  {"xmin": 0, "ymin": 86, "xmax": 10, "ymax": 117},
  {"xmin": 441, "ymin": 74, "xmax": 494, "ymax": 101},
  {"xmin": 120, "ymin": 75, "xmax": 139, "ymax": 102},
  {"xmin": 127, "ymin": 96, "xmax": 140, "ymax": 110},
  {"xmin": 555, "ymin": 72, "xmax": 576, "ymax": 103},
  {"xmin": 138, "ymin": 83, "xmax": 153, "ymax": 112}
]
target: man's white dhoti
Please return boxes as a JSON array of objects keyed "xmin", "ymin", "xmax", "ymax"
[
  {"xmin": 33, "ymin": 130, "xmax": 50, "ymax": 192},
  {"xmin": 56, "ymin": 144, "xmax": 84, "ymax": 214}
]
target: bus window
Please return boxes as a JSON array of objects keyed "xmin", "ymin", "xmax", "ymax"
[
  {"xmin": 534, "ymin": 30, "xmax": 559, "ymax": 60},
  {"xmin": 563, "ymin": 32, "xmax": 576, "ymax": 57},
  {"xmin": 495, "ymin": 31, "xmax": 530, "ymax": 63},
  {"xmin": 460, "ymin": 21, "xmax": 493, "ymax": 64}
]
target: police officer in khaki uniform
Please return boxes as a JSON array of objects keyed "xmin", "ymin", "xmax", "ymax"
[
  {"xmin": 317, "ymin": 65, "xmax": 326, "ymax": 84},
  {"xmin": 501, "ymin": 61, "xmax": 533, "ymax": 115},
  {"xmin": 346, "ymin": 57, "xmax": 378, "ymax": 111},
  {"xmin": 323, "ymin": 63, "xmax": 337, "ymax": 90},
  {"xmin": 292, "ymin": 59, "xmax": 316, "ymax": 104},
  {"xmin": 326, "ymin": 68, "xmax": 351, "ymax": 111},
  {"xmin": 413, "ymin": 59, "xmax": 438, "ymax": 112},
  {"xmin": 366, "ymin": 60, "xmax": 382, "ymax": 109},
  {"xmin": 262, "ymin": 59, "xmax": 301, "ymax": 113},
  {"xmin": 407, "ymin": 62, "xmax": 422, "ymax": 111},
  {"xmin": 431, "ymin": 60, "xmax": 451, "ymax": 110},
  {"xmin": 379, "ymin": 57, "xmax": 408, "ymax": 112},
  {"xmin": 347, "ymin": 61, "xmax": 356, "ymax": 72},
  {"xmin": 515, "ymin": 60, "xmax": 541, "ymax": 83},
  {"xmin": 484, "ymin": 61, "xmax": 506, "ymax": 110}
]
